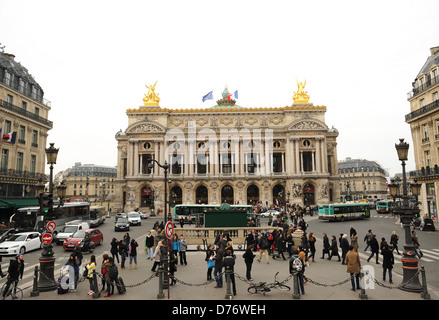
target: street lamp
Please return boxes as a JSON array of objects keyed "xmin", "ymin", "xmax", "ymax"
[
  {"xmin": 147, "ymin": 158, "xmax": 170, "ymax": 288},
  {"xmin": 392, "ymin": 138, "xmax": 422, "ymax": 292},
  {"xmin": 37, "ymin": 143, "xmax": 59, "ymax": 291}
]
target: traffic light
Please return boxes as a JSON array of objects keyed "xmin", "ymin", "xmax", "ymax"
[{"xmin": 38, "ymin": 192, "xmax": 53, "ymax": 216}]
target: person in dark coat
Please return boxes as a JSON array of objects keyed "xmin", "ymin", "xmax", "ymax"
[
  {"xmin": 223, "ymin": 249, "xmax": 236, "ymax": 295},
  {"xmin": 213, "ymin": 247, "xmax": 224, "ymax": 288},
  {"xmin": 1, "ymin": 253, "xmax": 24, "ymax": 299},
  {"xmin": 243, "ymin": 244, "xmax": 256, "ymax": 280},
  {"xmin": 328, "ymin": 235, "xmax": 341, "ymax": 261},
  {"xmin": 340, "ymin": 234, "xmax": 350, "ymax": 265},
  {"xmin": 321, "ymin": 233, "xmax": 331, "ymax": 259},
  {"xmin": 367, "ymin": 234, "xmax": 380, "ymax": 264},
  {"xmin": 381, "ymin": 244, "xmax": 394, "ymax": 283}
]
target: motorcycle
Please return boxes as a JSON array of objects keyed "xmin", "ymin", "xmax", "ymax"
[{"xmin": 78, "ymin": 239, "xmax": 95, "ymax": 253}]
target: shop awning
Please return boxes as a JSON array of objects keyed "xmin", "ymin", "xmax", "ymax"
[{"xmin": 0, "ymin": 198, "xmax": 38, "ymax": 209}]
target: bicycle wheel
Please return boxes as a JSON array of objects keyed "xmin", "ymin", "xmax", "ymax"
[
  {"xmin": 274, "ymin": 284, "xmax": 290, "ymax": 291},
  {"xmin": 247, "ymin": 286, "xmax": 260, "ymax": 294},
  {"xmin": 1, "ymin": 283, "xmax": 23, "ymax": 300}
]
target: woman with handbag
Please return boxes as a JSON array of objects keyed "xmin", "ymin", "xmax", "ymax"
[{"xmin": 205, "ymin": 244, "xmax": 215, "ymax": 280}]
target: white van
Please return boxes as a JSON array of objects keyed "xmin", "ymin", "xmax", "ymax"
[{"xmin": 55, "ymin": 220, "xmax": 90, "ymax": 244}]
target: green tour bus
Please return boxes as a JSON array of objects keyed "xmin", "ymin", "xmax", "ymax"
[{"xmin": 318, "ymin": 202, "xmax": 370, "ymax": 222}]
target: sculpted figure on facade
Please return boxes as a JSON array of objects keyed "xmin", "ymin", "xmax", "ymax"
[{"xmin": 292, "ymin": 183, "xmax": 303, "ymax": 198}]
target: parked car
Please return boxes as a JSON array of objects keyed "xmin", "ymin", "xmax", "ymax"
[
  {"xmin": 55, "ymin": 221, "xmax": 90, "ymax": 245},
  {"xmin": 0, "ymin": 232, "xmax": 42, "ymax": 255},
  {"xmin": 63, "ymin": 229, "xmax": 103, "ymax": 251},
  {"xmin": 128, "ymin": 212, "xmax": 142, "ymax": 226},
  {"xmin": 114, "ymin": 218, "xmax": 130, "ymax": 232},
  {"xmin": 260, "ymin": 210, "xmax": 280, "ymax": 217}
]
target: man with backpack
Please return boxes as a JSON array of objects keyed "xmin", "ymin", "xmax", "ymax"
[
  {"xmin": 257, "ymin": 233, "xmax": 270, "ymax": 264},
  {"xmin": 289, "ymin": 249, "xmax": 305, "ymax": 295}
]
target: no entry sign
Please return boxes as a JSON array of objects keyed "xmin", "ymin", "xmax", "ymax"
[
  {"xmin": 165, "ymin": 221, "xmax": 174, "ymax": 239},
  {"xmin": 42, "ymin": 233, "xmax": 53, "ymax": 245},
  {"xmin": 46, "ymin": 221, "xmax": 56, "ymax": 232}
]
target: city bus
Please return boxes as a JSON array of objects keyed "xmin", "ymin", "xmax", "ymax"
[
  {"xmin": 11, "ymin": 201, "xmax": 90, "ymax": 234},
  {"xmin": 376, "ymin": 200, "xmax": 398, "ymax": 214},
  {"xmin": 318, "ymin": 203, "xmax": 370, "ymax": 222},
  {"xmin": 174, "ymin": 204, "xmax": 253, "ymax": 225},
  {"xmin": 89, "ymin": 206, "xmax": 106, "ymax": 227}
]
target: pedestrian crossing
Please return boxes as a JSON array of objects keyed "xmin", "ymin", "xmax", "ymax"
[
  {"xmin": 358, "ymin": 248, "xmax": 439, "ymax": 263},
  {"xmin": 0, "ymin": 256, "xmax": 86, "ymax": 293}
]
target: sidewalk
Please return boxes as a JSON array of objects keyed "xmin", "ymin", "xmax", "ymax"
[{"xmin": 27, "ymin": 246, "xmax": 436, "ymax": 301}]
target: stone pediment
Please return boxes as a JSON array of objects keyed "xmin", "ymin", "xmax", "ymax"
[
  {"xmin": 287, "ymin": 119, "xmax": 328, "ymax": 131},
  {"xmin": 126, "ymin": 121, "xmax": 166, "ymax": 134}
]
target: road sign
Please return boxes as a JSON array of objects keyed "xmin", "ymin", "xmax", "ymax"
[
  {"xmin": 46, "ymin": 221, "xmax": 56, "ymax": 232},
  {"xmin": 165, "ymin": 221, "xmax": 174, "ymax": 239},
  {"xmin": 41, "ymin": 233, "xmax": 53, "ymax": 245}
]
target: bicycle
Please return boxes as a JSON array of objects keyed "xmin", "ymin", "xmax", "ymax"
[
  {"xmin": 247, "ymin": 272, "xmax": 290, "ymax": 295},
  {"xmin": 1, "ymin": 281, "xmax": 23, "ymax": 300}
]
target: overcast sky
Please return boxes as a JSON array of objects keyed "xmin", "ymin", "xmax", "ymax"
[{"xmin": 1, "ymin": 0, "xmax": 438, "ymax": 177}]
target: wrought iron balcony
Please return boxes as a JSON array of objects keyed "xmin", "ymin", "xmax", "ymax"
[
  {"xmin": 0, "ymin": 99, "xmax": 53, "ymax": 128},
  {"xmin": 405, "ymin": 99, "xmax": 439, "ymax": 122}
]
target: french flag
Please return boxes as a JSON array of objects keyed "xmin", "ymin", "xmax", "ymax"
[{"xmin": 2, "ymin": 131, "xmax": 17, "ymax": 144}]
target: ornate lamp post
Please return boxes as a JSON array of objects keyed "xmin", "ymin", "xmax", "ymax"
[
  {"xmin": 37, "ymin": 142, "xmax": 60, "ymax": 291},
  {"xmin": 391, "ymin": 139, "xmax": 423, "ymax": 292},
  {"xmin": 147, "ymin": 159, "xmax": 170, "ymax": 287}
]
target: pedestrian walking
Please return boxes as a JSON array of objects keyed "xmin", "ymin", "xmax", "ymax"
[
  {"xmin": 328, "ymin": 235, "xmax": 341, "ymax": 261},
  {"xmin": 390, "ymin": 231, "xmax": 400, "ymax": 255},
  {"xmin": 273, "ymin": 231, "xmax": 286, "ymax": 260},
  {"xmin": 382, "ymin": 244, "xmax": 394, "ymax": 283},
  {"xmin": 205, "ymin": 244, "xmax": 215, "ymax": 280},
  {"xmin": 411, "ymin": 230, "xmax": 423, "ymax": 259},
  {"xmin": 321, "ymin": 233, "xmax": 331, "ymax": 259},
  {"xmin": 257, "ymin": 232, "xmax": 270, "ymax": 264},
  {"xmin": 110, "ymin": 238, "xmax": 120, "ymax": 264},
  {"xmin": 179, "ymin": 234, "xmax": 188, "ymax": 265},
  {"xmin": 367, "ymin": 234, "xmax": 380, "ymax": 264},
  {"xmin": 145, "ymin": 231, "xmax": 155, "ymax": 260},
  {"xmin": 169, "ymin": 250, "xmax": 177, "ymax": 286},
  {"xmin": 308, "ymin": 232, "xmax": 316, "ymax": 262},
  {"xmin": 340, "ymin": 234, "xmax": 350, "ymax": 265},
  {"xmin": 286, "ymin": 230, "xmax": 294, "ymax": 257},
  {"xmin": 129, "ymin": 239, "xmax": 139, "ymax": 269},
  {"xmin": 151, "ymin": 240, "xmax": 164, "ymax": 272},
  {"xmin": 351, "ymin": 233, "xmax": 359, "ymax": 252},
  {"xmin": 345, "ymin": 245, "xmax": 361, "ymax": 291},
  {"xmin": 213, "ymin": 247, "xmax": 224, "ymax": 288},
  {"xmin": 243, "ymin": 244, "xmax": 255, "ymax": 280},
  {"xmin": 364, "ymin": 229, "xmax": 373, "ymax": 252},
  {"xmin": 85, "ymin": 255, "xmax": 96, "ymax": 296}
]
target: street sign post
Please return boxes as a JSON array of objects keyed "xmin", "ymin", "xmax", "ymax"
[
  {"xmin": 41, "ymin": 233, "xmax": 53, "ymax": 245},
  {"xmin": 165, "ymin": 221, "xmax": 174, "ymax": 239}
]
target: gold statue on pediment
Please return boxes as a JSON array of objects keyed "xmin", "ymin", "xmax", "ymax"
[
  {"xmin": 143, "ymin": 81, "xmax": 160, "ymax": 106},
  {"xmin": 293, "ymin": 79, "xmax": 310, "ymax": 104}
]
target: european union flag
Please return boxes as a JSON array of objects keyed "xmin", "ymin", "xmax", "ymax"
[{"xmin": 202, "ymin": 91, "xmax": 213, "ymax": 102}]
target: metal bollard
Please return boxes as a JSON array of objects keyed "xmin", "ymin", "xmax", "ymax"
[
  {"xmin": 292, "ymin": 271, "xmax": 300, "ymax": 299},
  {"xmin": 225, "ymin": 269, "xmax": 233, "ymax": 300},
  {"xmin": 92, "ymin": 271, "xmax": 100, "ymax": 298},
  {"xmin": 30, "ymin": 266, "xmax": 39, "ymax": 297},
  {"xmin": 157, "ymin": 268, "xmax": 165, "ymax": 299},
  {"xmin": 358, "ymin": 270, "xmax": 367, "ymax": 300},
  {"xmin": 420, "ymin": 266, "xmax": 430, "ymax": 300}
]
